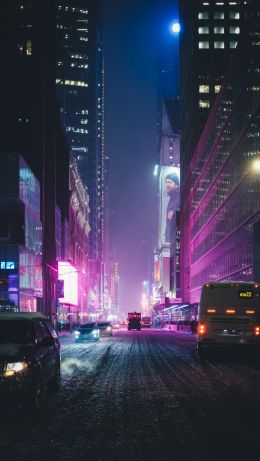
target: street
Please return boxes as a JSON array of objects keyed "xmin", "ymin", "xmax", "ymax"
[{"xmin": 1, "ymin": 329, "xmax": 260, "ymax": 461}]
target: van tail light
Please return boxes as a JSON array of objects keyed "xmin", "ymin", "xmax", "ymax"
[
  {"xmin": 254, "ymin": 326, "xmax": 260, "ymax": 336},
  {"xmin": 198, "ymin": 323, "xmax": 206, "ymax": 335}
]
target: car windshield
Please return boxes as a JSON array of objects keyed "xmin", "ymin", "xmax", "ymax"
[
  {"xmin": 0, "ymin": 320, "xmax": 34, "ymax": 344},
  {"xmin": 79, "ymin": 323, "xmax": 95, "ymax": 329},
  {"xmin": 97, "ymin": 323, "xmax": 110, "ymax": 327}
]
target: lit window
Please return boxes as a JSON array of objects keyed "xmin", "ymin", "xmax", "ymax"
[
  {"xmin": 214, "ymin": 85, "xmax": 221, "ymax": 93},
  {"xmin": 199, "ymin": 85, "xmax": 210, "ymax": 93},
  {"xmin": 214, "ymin": 12, "xmax": 224, "ymax": 19},
  {"xmin": 214, "ymin": 41, "xmax": 225, "ymax": 48},
  {"xmin": 214, "ymin": 26, "xmax": 224, "ymax": 34},
  {"xmin": 229, "ymin": 11, "xmax": 240, "ymax": 19},
  {"xmin": 56, "ymin": 79, "xmax": 88, "ymax": 88},
  {"xmin": 26, "ymin": 40, "xmax": 32, "ymax": 55},
  {"xmin": 229, "ymin": 26, "xmax": 240, "ymax": 34},
  {"xmin": 216, "ymin": 2, "xmax": 224, "ymax": 5},
  {"xmin": 198, "ymin": 12, "xmax": 209, "ymax": 19},
  {"xmin": 199, "ymin": 100, "xmax": 210, "ymax": 108},
  {"xmin": 229, "ymin": 2, "xmax": 237, "ymax": 4},
  {"xmin": 203, "ymin": 2, "xmax": 209, "ymax": 4},
  {"xmin": 198, "ymin": 26, "xmax": 209, "ymax": 34},
  {"xmin": 198, "ymin": 41, "xmax": 209, "ymax": 49},
  {"xmin": 230, "ymin": 41, "xmax": 238, "ymax": 48}
]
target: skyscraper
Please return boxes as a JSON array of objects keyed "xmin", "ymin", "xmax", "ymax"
[
  {"xmin": 188, "ymin": 20, "xmax": 260, "ymax": 303},
  {"xmin": 180, "ymin": 0, "xmax": 248, "ymax": 173},
  {"xmin": 0, "ymin": 0, "xmax": 70, "ymax": 319},
  {"xmin": 56, "ymin": 0, "xmax": 105, "ymax": 312},
  {"xmin": 179, "ymin": 0, "xmax": 259, "ymax": 302}
]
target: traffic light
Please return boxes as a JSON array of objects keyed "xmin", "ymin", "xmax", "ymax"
[{"xmin": 56, "ymin": 279, "xmax": 64, "ymax": 298}]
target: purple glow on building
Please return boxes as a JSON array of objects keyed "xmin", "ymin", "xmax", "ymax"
[
  {"xmin": 58, "ymin": 261, "xmax": 78, "ymax": 306},
  {"xmin": 182, "ymin": 29, "xmax": 260, "ymax": 304}
]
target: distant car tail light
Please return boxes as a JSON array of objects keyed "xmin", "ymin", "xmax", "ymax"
[
  {"xmin": 207, "ymin": 308, "xmax": 216, "ymax": 313},
  {"xmin": 198, "ymin": 323, "xmax": 206, "ymax": 335},
  {"xmin": 246, "ymin": 310, "xmax": 255, "ymax": 315},
  {"xmin": 226, "ymin": 309, "xmax": 236, "ymax": 314},
  {"xmin": 254, "ymin": 326, "xmax": 260, "ymax": 336}
]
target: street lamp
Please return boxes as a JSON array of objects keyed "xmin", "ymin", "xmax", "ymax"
[
  {"xmin": 170, "ymin": 21, "xmax": 181, "ymax": 34},
  {"xmin": 252, "ymin": 158, "xmax": 260, "ymax": 173}
]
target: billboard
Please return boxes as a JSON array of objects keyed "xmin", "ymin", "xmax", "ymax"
[
  {"xmin": 58, "ymin": 261, "xmax": 78, "ymax": 306},
  {"xmin": 159, "ymin": 166, "xmax": 180, "ymax": 246}
]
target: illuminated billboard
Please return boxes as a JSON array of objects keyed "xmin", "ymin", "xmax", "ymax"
[
  {"xmin": 159, "ymin": 166, "xmax": 180, "ymax": 246},
  {"xmin": 58, "ymin": 261, "xmax": 78, "ymax": 306}
]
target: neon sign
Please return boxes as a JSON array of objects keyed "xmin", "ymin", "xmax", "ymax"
[
  {"xmin": 58, "ymin": 261, "xmax": 78, "ymax": 306},
  {"xmin": 0, "ymin": 261, "xmax": 15, "ymax": 270}
]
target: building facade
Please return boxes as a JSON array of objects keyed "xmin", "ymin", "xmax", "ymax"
[
  {"xmin": 56, "ymin": 0, "xmax": 105, "ymax": 314},
  {"xmin": 179, "ymin": 0, "xmax": 258, "ymax": 302},
  {"xmin": 186, "ymin": 20, "xmax": 260, "ymax": 303},
  {"xmin": 0, "ymin": 0, "xmax": 70, "ymax": 321},
  {"xmin": 153, "ymin": 99, "xmax": 181, "ymax": 309},
  {"xmin": 69, "ymin": 157, "xmax": 91, "ymax": 319},
  {"xmin": 0, "ymin": 154, "xmax": 42, "ymax": 312}
]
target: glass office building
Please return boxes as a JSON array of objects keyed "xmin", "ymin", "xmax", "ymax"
[
  {"xmin": 188, "ymin": 25, "xmax": 260, "ymax": 303},
  {"xmin": 0, "ymin": 153, "xmax": 42, "ymax": 311}
]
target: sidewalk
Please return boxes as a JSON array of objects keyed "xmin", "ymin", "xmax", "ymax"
[{"xmin": 162, "ymin": 325, "xmax": 194, "ymax": 335}]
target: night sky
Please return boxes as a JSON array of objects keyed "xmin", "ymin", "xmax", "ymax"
[{"xmin": 103, "ymin": 0, "xmax": 179, "ymax": 314}]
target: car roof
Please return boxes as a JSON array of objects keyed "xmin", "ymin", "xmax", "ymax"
[
  {"xmin": 0, "ymin": 312, "xmax": 48, "ymax": 321},
  {"xmin": 80, "ymin": 322, "xmax": 96, "ymax": 326}
]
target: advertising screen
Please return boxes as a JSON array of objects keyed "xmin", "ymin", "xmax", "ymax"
[
  {"xmin": 58, "ymin": 261, "xmax": 78, "ymax": 306},
  {"xmin": 159, "ymin": 166, "xmax": 180, "ymax": 246}
]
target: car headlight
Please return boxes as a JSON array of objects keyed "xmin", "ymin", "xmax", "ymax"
[
  {"xmin": 75, "ymin": 331, "xmax": 80, "ymax": 336},
  {"xmin": 93, "ymin": 329, "xmax": 99, "ymax": 336},
  {"xmin": 107, "ymin": 326, "xmax": 111, "ymax": 331},
  {"xmin": 4, "ymin": 361, "xmax": 28, "ymax": 377}
]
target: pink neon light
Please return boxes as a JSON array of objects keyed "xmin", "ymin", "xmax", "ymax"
[{"xmin": 58, "ymin": 261, "xmax": 78, "ymax": 306}]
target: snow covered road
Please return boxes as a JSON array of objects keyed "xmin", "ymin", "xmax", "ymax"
[{"xmin": 1, "ymin": 329, "xmax": 260, "ymax": 461}]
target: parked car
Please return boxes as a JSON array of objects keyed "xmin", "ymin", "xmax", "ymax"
[
  {"xmin": 111, "ymin": 321, "xmax": 120, "ymax": 330},
  {"xmin": 0, "ymin": 312, "xmax": 60, "ymax": 411},
  {"xmin": 74, "ymin": 322, "xmax": 100, "ymax": 342},
  {"xmin": 96, "ymin": 322, "xmax": 112, "ymax": 336}
]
